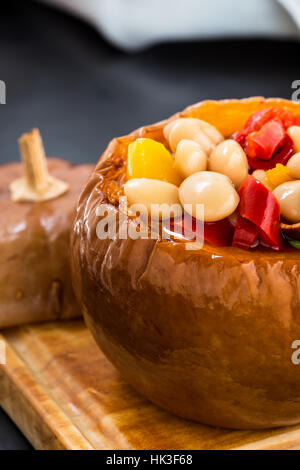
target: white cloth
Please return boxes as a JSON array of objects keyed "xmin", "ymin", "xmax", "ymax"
[{"xmin": 41, "ymin": 0, "xmax": 300, "ymax": 51}]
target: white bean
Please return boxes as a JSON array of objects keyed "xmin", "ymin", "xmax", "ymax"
[
  {"xmin": 163, "ymin": 120, "xmax": 176, "ymax": 142},
  {"xmin": 179, "ymin": 171, "xmax": 239, "ymax": 222},
  {"xmin": 175, "ymin": 140, "xmax": 207, "ymax": 178},
  {"xmin": 196, "ymin": 119, "xmax": 224, "ymax": 145},
  {"xmin": 209, "ymin": 139, "xmax": 248, "ymax": 188},
  {"xmin": 273, "ymin": 180, "xmax": 300, "ymax": 223},
  {"xmin": 252, "ymin": 169, "xmax": 274, "ymax": 191},
  {"xmin": 124, "ymin": 178, "xmax": 182, "ymax": 220},
  {"xmin": 164, "ymin": 118, "xmax": 223, "ymax": 146},
  {"xmin": 166, "ymin": 118, "xmax": 216, "ymax": 154},
  {"xmin": 287, "ymin": 152, "xmax": 300, "ymax": 179},
  {"xmin": 287, "ymin": 126, "xmax": 300, "ymax": 153}
]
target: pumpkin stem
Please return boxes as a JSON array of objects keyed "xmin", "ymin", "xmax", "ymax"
[{"xmin": 10, "ymin": 128, "xmax": 69, "ymax": 202}]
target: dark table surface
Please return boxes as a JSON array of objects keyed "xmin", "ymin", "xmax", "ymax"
[{"xmin": 0, "ymin": 0, "xmax": 299, "ymax": 450}]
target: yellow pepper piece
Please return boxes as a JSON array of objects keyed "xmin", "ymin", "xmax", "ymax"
[
  {"xmin": 127, "ymin": 138, "xmax": 182, "ymax": 185},
  {"xmin": 266, "ymin": 164, "xmax": 293, "ymax": 187}
]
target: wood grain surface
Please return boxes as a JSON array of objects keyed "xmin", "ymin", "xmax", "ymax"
[{"xmin": 0, "ymin": 320, "xmax": 300, "ymax": 450}]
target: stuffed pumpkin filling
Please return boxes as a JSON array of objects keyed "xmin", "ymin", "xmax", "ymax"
[{"xmin": 123, "ymin": 108, "xmax": 300, "ymax": 251}]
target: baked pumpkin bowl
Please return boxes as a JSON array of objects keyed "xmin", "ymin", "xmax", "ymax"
[{"xmin": 71, "ymin": 97, "xmax": 300, "ymax": 429}]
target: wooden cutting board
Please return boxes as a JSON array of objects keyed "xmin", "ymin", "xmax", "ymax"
[{"xmin": 0, "ymin": 320, "xmax": 300, "ymax": 450}]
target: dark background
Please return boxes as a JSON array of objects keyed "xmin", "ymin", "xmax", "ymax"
[{"xmin": 0, "ymin": 0, "xmax": 299, "ymax": 450}]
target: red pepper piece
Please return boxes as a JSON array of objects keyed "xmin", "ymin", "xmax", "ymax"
[
  {"xmin": 234, "ymin": 132, "xmax": 247, "ymax": 148},
  {"xmin": 170, "ymin": 216, "xmax": 199, "ymax": 242},
  {"xmin": 233, "ymin": 109, "xmax": 276, "ymax": 144},
  {"xmin": 246, "ymin": 119, "xmax": 285, "ymax": 161},
  {"xmin": 272, "ymin": 108, "xmax": 295, "ymax": 129},
  {"xmin": 247, "ymin": 134, "xmax": 294, "ymax": 171},
  {"xmin": 259, "ymin": 229, "xmax": 282, "ymax": 251},
  {"xmin": 233, "ymin": 215, "xmax": 259, "ymax": 250},
  {"xmin": 233, "ymin": 107, "xmax": 295, "ymax": 148},
  {"xmin": 204, "ymin": 218, "xmax": 235, "ymax": 247},
  {"xmin": 244, "ymin": 108, "xmax": 279, "ymax": 132},
  {"xmin": 171, "ymin": 214, "xmax": 234, "ymax": 247},
  {"xmin": 239, "ymin": 107, "xmax": 294, "ymax": 135},
  {"xmin": 237, "ymin": 176, "xmax": 282, "ymax": 250}
]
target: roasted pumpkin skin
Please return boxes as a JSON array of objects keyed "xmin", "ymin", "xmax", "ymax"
[{"xmin": 71, "ymin": 98, "xmax": 300, "ymax": 429}]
